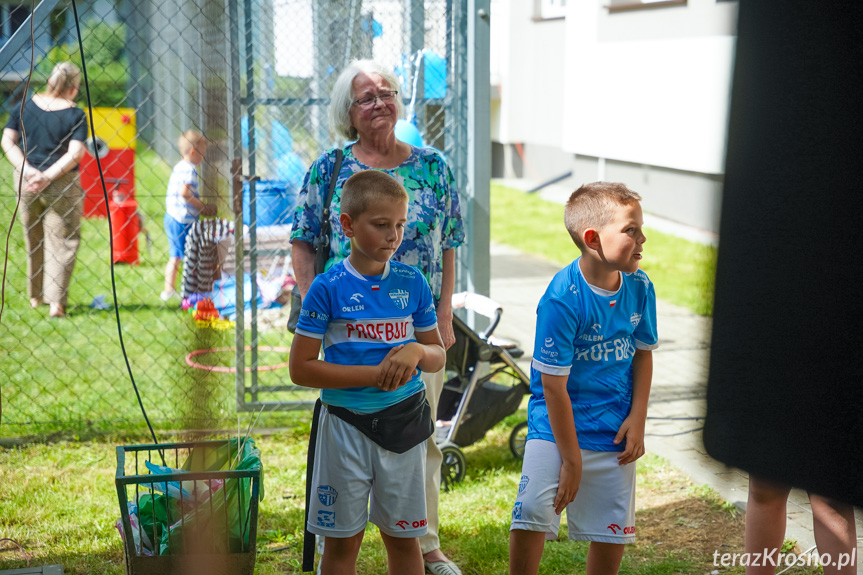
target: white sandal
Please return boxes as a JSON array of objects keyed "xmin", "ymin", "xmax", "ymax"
[{"xmin": 424, "ymin": 559, "xmax": 463, "ymax": 575}]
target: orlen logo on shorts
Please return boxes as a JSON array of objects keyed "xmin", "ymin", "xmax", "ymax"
[
  {"xmin": 606, "ymin": 523, "xmax": 635, "ymax": 535},
  {"xmin": 395, "ymin": 518, "xmax": 427, "ymax": 530}
]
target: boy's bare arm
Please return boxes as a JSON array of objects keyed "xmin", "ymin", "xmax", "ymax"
[
  {"xmin": 377, "ymin": 328, "xmax": 446, "ymax": 391},
  {"xmin": 614, "ymin": 348, "xmax": 653, "ymax": 465},
  {"xmin": 180, "ymin": 183, "xmax": 215, "ymax": 215},
  {"xmin": 542, "ymin": 373, "xmax": 582, "ymax": 514},
  {"xmin": 289, "ymin": 333, "xmax": 397, "ymax": 389}
]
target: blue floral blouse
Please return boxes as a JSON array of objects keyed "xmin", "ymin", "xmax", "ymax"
[{"xmin": 290, "ymin": 144, "xmax": 466, "ymax": 301}]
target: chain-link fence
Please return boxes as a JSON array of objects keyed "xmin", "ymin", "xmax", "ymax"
[{"xmin": 0, "ymin": 0, "xmax": 470, "ymax": 439}]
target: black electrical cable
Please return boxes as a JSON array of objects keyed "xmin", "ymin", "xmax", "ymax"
[
  {"xmin": 0, "ymin": 0, "xmax": 37, "ymax": 425},
  {"xmin": 70, "ymin": 0, "xmax": 163, "ymax": 459}
]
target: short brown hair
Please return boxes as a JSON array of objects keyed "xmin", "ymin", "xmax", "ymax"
[
  {"xmin": 564, "ymin": 182, "xmax": 642, "ymax": 251},
  {"xmin": 341, "ymin": 170, "xmax": 409, "ymax": 217},
  {"xmin": 178, "ymin": 129, "xmax": 206, "ymax": 156}
]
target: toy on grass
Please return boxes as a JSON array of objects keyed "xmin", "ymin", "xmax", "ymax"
[{"xmin": 193, "ymin": 298, "xmax": 219, "ymax": 321}]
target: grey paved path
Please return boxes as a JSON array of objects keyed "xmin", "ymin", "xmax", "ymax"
[{"xmin": 488, "ymin": 241, "xmax": 863, "ymax": 570}]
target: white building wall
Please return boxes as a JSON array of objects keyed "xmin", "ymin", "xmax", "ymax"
[
  {"xmin": 490, "ymin": 0, "xmax": 566, "ymax": 148},
  {"xmin": 562, "ymin": 0, "xmax": 737, "ymax": 175}
]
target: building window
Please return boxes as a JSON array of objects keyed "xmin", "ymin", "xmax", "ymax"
[
  {"xmin": 535, "ymin": 0, "xmax": 567, "ymax": 20},
  {"xmin": 607, "ymin": 0, "xmax": 687, "ymax": 13},
  {"xmin": 2, "ymin": 3, "xmax": 30, "ymax": 39}
]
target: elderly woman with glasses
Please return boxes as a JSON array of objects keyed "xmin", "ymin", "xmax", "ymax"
[{"xmin": 291, "ymin": 58, "xmax": 465, "ymax": 575}]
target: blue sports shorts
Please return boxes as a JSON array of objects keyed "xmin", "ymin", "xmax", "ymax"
[{"xmin": 164, "ymin": 213, "xmax": 195, "ymax": 258}]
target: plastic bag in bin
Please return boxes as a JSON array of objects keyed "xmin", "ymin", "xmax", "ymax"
[
  {"xmin": 144, "ymin": 460, "xmax": 224, "ymax": 502},
  {"xmin": 118, "ymin": 438, "xmax": 263, "ymax": 556}
]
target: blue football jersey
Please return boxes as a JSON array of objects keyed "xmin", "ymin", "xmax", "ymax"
[
  {"xmin": 296, "ymin": 258, "xmax": 438, "ymax": 413},
  {"xmin": 528, "ymin": 258, "xmax": 659, "ymax": 451}
]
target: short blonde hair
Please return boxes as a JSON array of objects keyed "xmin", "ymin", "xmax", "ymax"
[
  {"xmin": 46, "ymin": 62, "xmax": 80, "ymax": 97},
  {"xmin": 329, "ymin": 59, "xmax": 405, "ymax": 141},
  {"xmin": 341, "ymin": 170, "xmax": 408, "ymax": 218},
  {"xmin": 178, "ymin": 129, "xmax": 206, "ymax": 157},
  {"xmin": 564, "ymin": 182, "xmax": 642, "ymax": 251}
]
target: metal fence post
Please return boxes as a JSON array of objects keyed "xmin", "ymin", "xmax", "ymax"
[{"xmin": 466, "ymin": 0, "xmax": 491, "ymax": 299}]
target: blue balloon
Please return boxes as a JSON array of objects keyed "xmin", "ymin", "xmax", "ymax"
[{"xmin": 395, "ymin": 118, "xmax": 424, "ymax": 148}]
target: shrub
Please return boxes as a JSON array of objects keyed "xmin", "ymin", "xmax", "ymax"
[{"xmin": 37, "ymin": 20, "xmax": 129, "ymax": 108}]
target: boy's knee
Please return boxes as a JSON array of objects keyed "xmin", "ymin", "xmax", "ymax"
[
  {"xmin": 324, "ymin": 531, "xmax": 364, "ymax": 557},
  {"xmin": 380, "ymin": 533, "xmax": 420, "ymax": 551}
]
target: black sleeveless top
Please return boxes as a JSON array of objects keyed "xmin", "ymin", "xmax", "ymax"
[{"xmin": 4, "ymin": 99, "xmax": 87, "ymax": 171}]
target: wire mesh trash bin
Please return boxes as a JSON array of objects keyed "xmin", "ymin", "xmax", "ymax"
[{"xmin": 115, "ymin": 439, "xmax": 263, "ymax": 575}]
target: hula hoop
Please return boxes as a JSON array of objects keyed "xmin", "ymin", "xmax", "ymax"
[{"xmin": 185, "ymin": 346, "xmax": 290, "ymax": 373}]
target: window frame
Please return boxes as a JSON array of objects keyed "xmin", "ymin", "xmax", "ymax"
[
  {"xmin": 533, "ymin": 0, "xmax": 568, "ymax": 22},
  {"xmin": 606, "ymin": 0, "xmax": 687, "ymax": 14}
]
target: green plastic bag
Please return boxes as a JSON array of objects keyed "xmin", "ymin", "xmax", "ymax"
[
  {"xmin": 136, "ymin": 492, "xmax": 181, "ymax": 553},
  {"xmin": 159, "ymin": 438, "xmax": 264, "ymax": 555}
]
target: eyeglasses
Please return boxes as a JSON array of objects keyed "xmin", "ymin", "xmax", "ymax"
[{"xmin": 352, "ymin": 90, "xmax": 398, "ymax": 109}]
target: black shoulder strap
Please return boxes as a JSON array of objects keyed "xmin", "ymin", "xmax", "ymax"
[
  {"xmin": 315, "ymin": 148, "xmax": 344, "ymax": 275},
  {"xmin": 325, "ymin": 148, "xmax": 343, "ymax": 213},
  {"xmin": 302, "ymin": 399, "xmax": 323, "ymax": 572}
]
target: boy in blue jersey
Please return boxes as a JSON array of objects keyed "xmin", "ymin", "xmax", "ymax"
[
  {"xmin": 289, "ymin": 170, "xmax": 446, "ymax": 575},
  {"xmin": 509, "ymin": 182, "xmax": 658, "ymax": 575}
]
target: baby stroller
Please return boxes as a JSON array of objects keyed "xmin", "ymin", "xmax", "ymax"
[{"xmin": 435, "ymin": 292, "xmax": 532, "ymax": 490}]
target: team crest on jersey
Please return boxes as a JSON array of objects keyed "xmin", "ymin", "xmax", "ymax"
[
  {"xmin": 317, "ymin": 485, "xmax": 338, "ymax": 506},
  {"xmin": 389, "ymin": 289, "xmax": 410, "ymax": 310},
  {"xmin": 630, "ymin": 313, "xmax": 642, "ymax": 328}
]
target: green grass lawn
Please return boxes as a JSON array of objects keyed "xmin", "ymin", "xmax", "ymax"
[
  {"xmin": 0, "ymin": 412, "xmax": 769, "ymax": 575},
  {"xmin": 0, "ymin": 148, "xmax": 302, "ymax": 439},
  {"xmin": 490, "ymin": 183, "xmax": 717, "ymax": 316}
]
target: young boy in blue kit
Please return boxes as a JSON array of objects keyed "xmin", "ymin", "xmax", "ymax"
[
  {"xmin": 289, "ymin": 170, "xmax": 446, "ymax": 575},
  {"xmin": 509, "ymin": 182, "xmax": 658, "ymax": 575}
]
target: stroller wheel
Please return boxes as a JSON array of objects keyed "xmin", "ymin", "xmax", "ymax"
[
  {"xmin": 440, "ymin": 445, "xmax": 466, "ymax": 490},
  {"xmin": 509, "ymin": 421, "xmax": 529, "ymax": 459}
]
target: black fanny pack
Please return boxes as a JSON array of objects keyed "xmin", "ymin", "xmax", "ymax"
[{"xmin": 326, "ymin": 390, "xmax": 434, "ymax": 454}]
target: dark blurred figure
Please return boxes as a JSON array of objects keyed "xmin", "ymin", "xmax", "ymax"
[{"xmin": 705, "ymin": 1, "xmax": 862, "ymax": 571}]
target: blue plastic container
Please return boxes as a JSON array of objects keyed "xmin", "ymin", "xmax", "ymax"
[{"xmin": 242, "ymin": 180, "xmax": 297, "ymax": 227}]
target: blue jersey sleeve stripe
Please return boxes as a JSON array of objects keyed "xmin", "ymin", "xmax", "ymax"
[
  {"xmin": 295, "ymin": 328, "xmax": 324, "ymax": 339},
  {"xmin": 414, "ymin": 322, "xmax": 438, "ymax": 333},
  {"xmin": 532, "ymin": 359, "xmax": 571, "ymax": 376}
]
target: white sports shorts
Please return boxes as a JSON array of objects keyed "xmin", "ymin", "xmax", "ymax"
[
  {"xmin": 509, "ymin": 439, "xmax": 637, "ymax": 544},
  {"xmin": 307, "ymin": 406, "xmax": 428, "ymax": 539}
]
